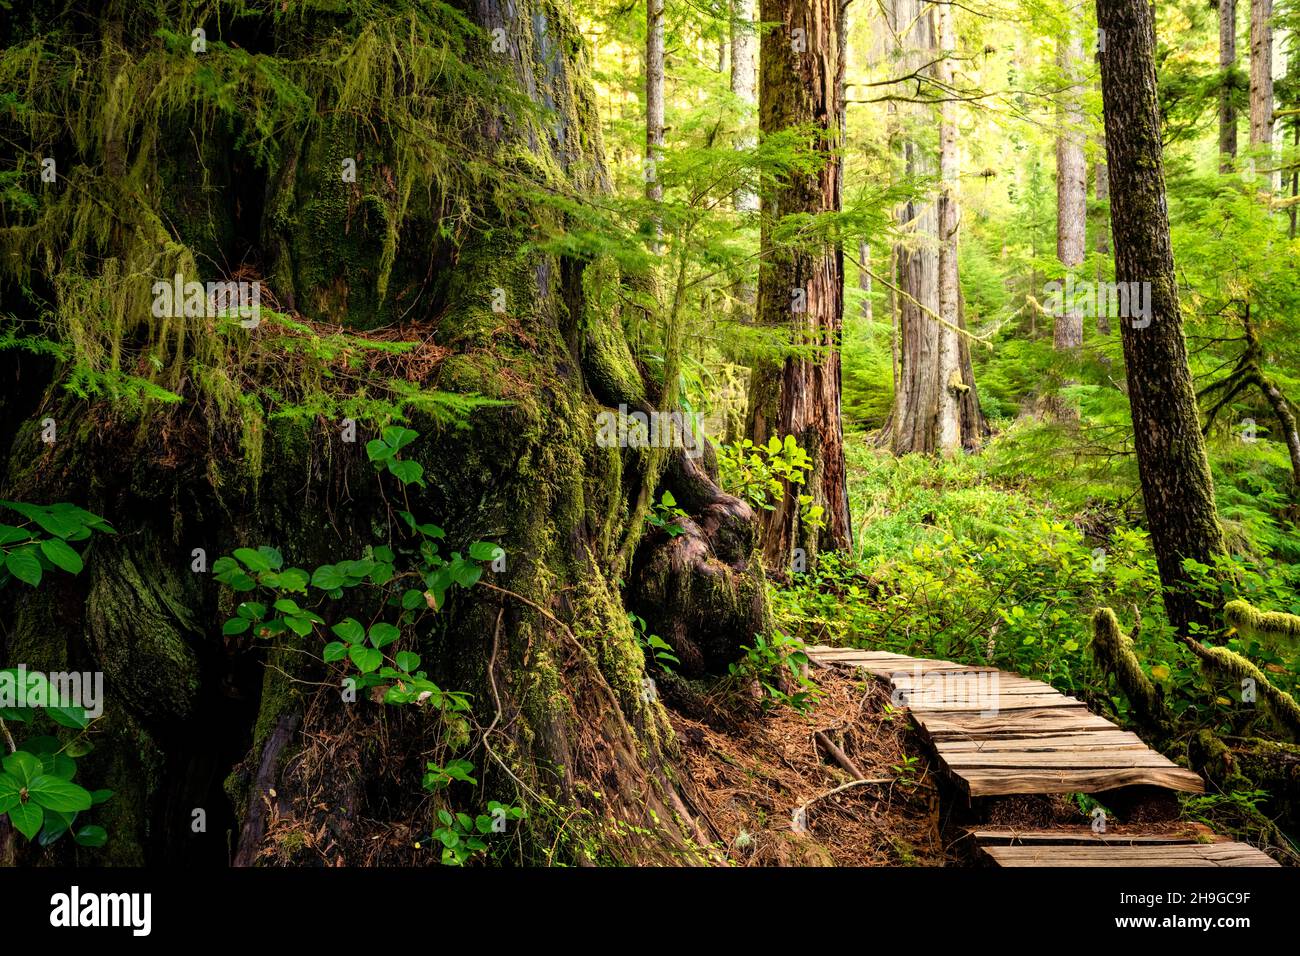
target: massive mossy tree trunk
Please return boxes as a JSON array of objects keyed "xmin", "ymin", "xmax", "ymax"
[
  {"xmin": 0, "ymin": 0, "xmax": 763, "ymax": 866},
  {"xmin": 747, "ymin": 0, "xmax": 852, "ymax": 570},
  {"xmin": 1096, "ymin": 0, "xmax": 1228, "ymax": 636}
]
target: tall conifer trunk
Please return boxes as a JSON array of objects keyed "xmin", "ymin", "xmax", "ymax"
[{"xmin": 1096, "ymin": 0, "xmax": 1228, "ymax": 636}]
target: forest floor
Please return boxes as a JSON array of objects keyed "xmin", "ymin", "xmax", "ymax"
[
  {"xmin": 669, "ymin": 669, "xmax": 945, "ymax": 865},
  {"xmin": 668, "ymin": 662, "xmax": 1184, "ymax": 866}
]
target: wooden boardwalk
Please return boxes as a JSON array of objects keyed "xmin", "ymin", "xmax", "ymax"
[
  {"xmin": 807, "ymin": 646, "xmax": 1204, "ymax": 797},
  {"xmin": 808, "ymin": 646, "xmax": 1279, "ymax": 867}
]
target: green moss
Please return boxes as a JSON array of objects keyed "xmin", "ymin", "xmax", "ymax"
[
  {"xmin": 1225, "ymin": 599, "xmax": 1300, "ymax": 647},
  {"xmin": 1090, "ymin": 607, "xmax": 1169, "ymax": 733}
]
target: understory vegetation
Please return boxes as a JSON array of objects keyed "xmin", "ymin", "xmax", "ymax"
[{"xmin": 1, "ymin": 0, "xmax": 1298, "ymax": 871}]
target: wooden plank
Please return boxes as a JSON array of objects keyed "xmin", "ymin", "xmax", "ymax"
[
  {"xmin": 937, "ymin": 731, "xmax": 1148, "ymax": 752},
  {"xmin": 958, "ymin": 767, "xmax": 1206, "ymax": 796},
  {"xmin": 984, "ymin": 843, "xmax": 1279, "ymax": 867},
  {"xmin": 968, "ymin": 826, "xmax": 1224, "ymax": 846},
  {"xmin": 942, "ymin": 750, "xmax": 1182, "ymax": 769},
  {"xmin": 891, "ymin": 675, "xmax": 1056, "ymax": 693},
  {"xmin": 905, "ymin": 695, "xmax": 1088, "ymax": 712},
  {"xmin": 920, "ymin": 710, "xmax": 1117, "ymax": 736}
]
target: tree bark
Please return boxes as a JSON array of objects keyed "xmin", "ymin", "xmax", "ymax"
[
  {"xmin": 1054, "ymin": 31, "xmax": 1087, "ymax": 351},
  {"xmin": 1249, "ymin": 0, "xmax": 1273, "ymax": 177},
  {"xmin": 1220, "ymin": 0, "xmax": 1239, "ymax": 171},
  {"xmin": 1097, "ymin": 0, "xmax": 1228, "ymax": 636},
  {"xmin": 647, "ymin": 0, "xmax": 666, "ymax": 208},
  {"xmin": 731, "ymin": 0, "xmax": 760, "ymax": 324},
  {"xmin": 885, "ymin": 0, "xmax": 982, "ymax": 455},
  {"xmin": 859, "ymin": 240, "xmax": 873, "ymax": 323},
  {"xmin": 731, "ymin": 0, "xmax": 759, "ymax": 215},
  {"xmin": 748, "ymin": 0, "xmax": 852, "ymax": 570},
  {"xmin": 934, "ymin": 0, "xmax": 962, "ymax": 455},
  {"xmin": 1094, "ymin": 138, "xmax": 1112, "ymax": 335}
]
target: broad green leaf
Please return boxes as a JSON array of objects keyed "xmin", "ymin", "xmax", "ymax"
[
  {"xmin": 382, "ymin": 426, "xmax": 419, "ymax": 451},
  {"xmin": 349, "ymin": 645, "xmax": 382, "ymax": 673},
  {"xmin": 39, "ymin": 538, "xmax": 83, "ymax": 574},
  {"xmin": 46, "ymin": 704, "xmax": 90, "ymax": 730},
  {"xmin": 236, "ymin": 601, "xmax": 267, "ymax": 620},
  {"xmin": 468, "ymin": 541, "xmax": 504, "ymax": 562},
  {"xmin": 451, "ymin": 560, "xmax": 482, "ymax": 588},
  {"xmin": 332, "ymin": 618, "xmax": 365, "ymax": 643},
  {"xmin": 3, "ymin": 750, "xmax": 43, "ymax": 785},
  {"xmin": 0, "ymin": 773, "xmax": 22, "ymax": 813},
  {"xmin": 386, "ymin": 458, "xmax": 424, "ymax": 486},
  {"xmin": 277, "ymin": 568, "xmax": 310, "ymax": 592},
  {"xmin": 9, "ymin": 801, "xmax": 43, "ymax": 839},
  {"xmin": 5, "ymin": 546, "xmax": 42, "ymax": 586},
  {"xmin": 0, "ymin": 524, "xmax": 32, "ymax": 546},
  {"xmin": 28, "ymin": 775, "xmax": 93, "ymax": 812},
  {"xmin": 395, "ymin": 651, "xmax": 421, "ymax": 673},
  {"xmin": 38, "ymin": 808, "xmax": 74, "ymax": 845},
  {"xmin": 368, "ymin": 622, "xmax": 401, "ymax": 648},
  {"xmin": 223, "ymin": 617, "xmax": 251, "ymax": 636},
  {"xmin": 323, "ymin": 642, "xmax": 348, "ymax": 663},
  {"xmin": 233, "ymin": 547, "xmax": 272, "ymax": 572},
  {"xmin": 257, "ymin": 546, "xmax": 284, "ymax": 570},
  {"xmin": 74, "ymin": 825, "xmax": 108, "ymax": 847},
  {"xmin": 311, "ymin": 564, "xmax": 345, "ymax": 590}
]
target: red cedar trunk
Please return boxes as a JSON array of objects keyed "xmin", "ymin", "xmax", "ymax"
[
  {"xmin": 1249, "ymin": 0, "xmax": 1273, "ymax": 160},
  {"xmin": 1096, "ymin": 0, "xmax": 1228, "ymax": 635},
  {"xmin": 748, "ymin": 0, "xmax": 852, "ymax": 569}
]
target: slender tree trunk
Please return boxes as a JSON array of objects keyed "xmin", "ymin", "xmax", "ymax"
[
  {"xmin": 646, "ymin": 0, "xmax": 665, "ymax": 208},
  {"xmin": 1094, "ymin": 139, "xmax": 1112, "ymax": 335},
  {"xmin": 935, "ymin": 0, "xmax": 962, "ymax": 455},
  {"xmin": 1055, "ymin": 31, "xmax": 1086, "ymax": 351},
  {"xmin": 1220, "ymin": 0, "xmax": 1239, "ymax": 170},
  {"xmin": 731, "ymin": 0, "xmax": 759, "ymax": 324},
  {"xmin": 886, "ymin": 0, "xmax": 981, "ymax": 455},
  {"xmin": 1249, "ymin": 0, "xmax": 1273, "ymax": 180},
  {"xmin": 731, "ymin": 0, "xmax": 758, "ymax": 214},
  {"xmin": 889, "ymin": 0, "xmax": 938, "ymax": 455},
  {"xmin": 859, "ymin": 240, "xmax": 873, "ymax": 323},
  {"xmin": 1097, "ymin": 0, "xmax": 1228, "ymax": 636},
  {"xmin": 748, "ymin": 0, "xmax": 852, "ymax": 569}
]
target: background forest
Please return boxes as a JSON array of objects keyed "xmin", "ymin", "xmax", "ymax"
[{"xmin": 1, "ymin": 0, "xmax": 1299, "ymax": 868}]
